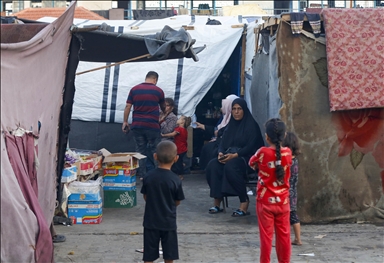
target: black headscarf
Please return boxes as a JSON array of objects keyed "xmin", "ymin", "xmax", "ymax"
[{"xmin": 219, "ymin": 98, "xmax": 264, "ymax": 159}]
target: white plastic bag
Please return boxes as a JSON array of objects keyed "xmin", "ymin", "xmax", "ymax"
[{"xmin": 68, "ymin": 177, "xmax": 102, "ymax": 194}]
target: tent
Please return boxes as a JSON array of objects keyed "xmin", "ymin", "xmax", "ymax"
[
  {"xmin": 1, "ymin": 2, "xmax": 202, "ymax": 261},
  {"xmin": 250, "ymin": 11, "xmax": 384, "ymax": 223},
  {"xmin": 38, "ymin": 14, "xmax": 266, "ymax": 153}
]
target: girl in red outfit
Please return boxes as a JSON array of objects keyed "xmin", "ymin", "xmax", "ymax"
[
  {"xmin": 162, "ymin": 116, "xmax": 191, "ymax": 180},
  {"xmin": 249, "ymin": 118, "xmax": 292, "ymax": 263}
]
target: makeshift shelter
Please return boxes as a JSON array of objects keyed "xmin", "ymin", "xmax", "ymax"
[
  {"xmin": 38, "ymin": 14, "xmax": 266, "ymax": 153},
  {"xmin": 1, "ymin": 2, "xmax": 202, "ymax": 262},
  {"xmin": 1, "ymin": 4, "xmax": 76, "ymax": 262},
  {"xmin": 250, "ymin": 10, "xmax": 384, "ymax": 223}
]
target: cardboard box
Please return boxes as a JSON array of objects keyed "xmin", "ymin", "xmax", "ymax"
[
  {"xmin": 71, "ymin": 149, "xmax": 103, "ymax": 175},
  {"xmin": 75, "ymin": 159, "xmax": 94, "ymax": 175},
  {"xmin": 61, "ymin": 165, "xmax": 77, "ymax": 183},
  {"xmin": 103, "ymin": 168, "xmax": 137, "ymax": 184},
  {"xmin": 100, "ymin": 149, "xmax": 146, "ymax": 170},
  {"xmin": 103, "ymin": 189, "xmax": 137, "ymax": 208},
  {"xmin": 68, "ymin": 192, "xmax": 101, "ymax": 202},
  {"xmin": 102, "ymin": 182, "xmax": 136, "ymax": 191},
  {"xmin": 68, "ymin": 200, "xmax": 102, "ymax": 224}
]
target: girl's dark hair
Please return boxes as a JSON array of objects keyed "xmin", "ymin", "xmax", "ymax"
[
  {"xmin": 182, "ymin": 116, "xmax": 192, "ymax": 128},
  {"xmin": 265, "ymin": 118, "xmax": 287, "ymax": 183},
  {"xmin": 283, "ymin": 132, "xmax": 301, "ymax": 156},
  {"xmin": 165, "ymin": 97, "xmax": 178, "ymax": 115}
]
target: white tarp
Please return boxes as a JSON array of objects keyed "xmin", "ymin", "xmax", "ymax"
[{"xmin": 39, "ymin": 15, "xmax": 265, "ymax": 122}]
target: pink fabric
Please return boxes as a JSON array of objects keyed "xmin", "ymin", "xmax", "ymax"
[
  {"xmin": 1, "ymin": 2, "xmax": 75, "ymax": 262},
  {"xmin": 322, "ymin": 8, "xmax": 384, "ymax": 111},
  {"xmin": 5, "ymin": 132, "xmax": 53, "ymax": 263},
  {"xmin": 217, "ymin": 99, "xmax": 232, "ymax": 130}
]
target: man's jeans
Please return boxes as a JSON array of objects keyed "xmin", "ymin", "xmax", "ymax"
[{"xmin": 132, "ymin": 128, "xmax": 161, "ymax": 178}]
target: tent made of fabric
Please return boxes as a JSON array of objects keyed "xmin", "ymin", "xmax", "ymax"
[
  {"xmin": 39, "ymin": 15, "xmax": 264, "ymax": 123},
  {"xmin": 250, "ymin": 12, "xmax": 384, "ymax": 223}
]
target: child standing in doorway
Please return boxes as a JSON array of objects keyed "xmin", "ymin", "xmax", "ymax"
[
  {"xmin": 161, "ymin": 115, "xmax": 192, "ymax": 180},
  {"xmin": 249, "ymin": 118, "xmax": 292, "ymax": 263},
  {"xmin": 283, "ymin": 132, "xmax": 302, "ymax": 246},
  {"xmin": 141, "ymin": 141, "xmax": 185, "ymax": 263}
]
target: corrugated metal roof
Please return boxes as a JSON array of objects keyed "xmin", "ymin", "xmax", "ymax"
[{"xmin": 13, "ymin": 6, "xmax": 107, "ymax": 21}]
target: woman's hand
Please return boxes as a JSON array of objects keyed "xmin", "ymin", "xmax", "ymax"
[
  {"xmin": 195, "ymin": 122, "xmax": 205, "ymax": 130},
  {"xmin": 218, "ymin": 152, "xmax": 238, "ymax": 164}
]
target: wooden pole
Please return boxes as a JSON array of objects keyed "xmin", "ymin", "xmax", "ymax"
[
  {"xmin": 255, "ymin": 27, "xmax": 260, "ymax": 55},
  {"xmin": 240, "ymin": 27, "xmax": 247, "ymax": 97},
  {"xmin": 76, "ymin": 53, "xmax": 151, "ymax": 76}
]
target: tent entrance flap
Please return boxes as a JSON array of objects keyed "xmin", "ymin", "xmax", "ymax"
[{"xmin": 195, "ymin": 37, "xmax": 242, "ymax": 125}]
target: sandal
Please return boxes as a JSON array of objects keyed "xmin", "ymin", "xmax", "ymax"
[
  {"xmin": 52, "ymin": 234, "xmax": 66, "ymax": 243},
  {"xmin": 231, "ymin": 209, "xmax": 250, "ymax": 217},
  {"xmin": 208, "ymin": 206, "xmax": 223, "ymax": 214}
]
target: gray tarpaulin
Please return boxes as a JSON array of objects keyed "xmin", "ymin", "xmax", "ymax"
[
  {"xmin": 250, "ymin": 33, "xmax": 281, "ymax": 140},
  {"xmin": 144, "ymin": 25, "xmax": 200, "ymax": 61}
]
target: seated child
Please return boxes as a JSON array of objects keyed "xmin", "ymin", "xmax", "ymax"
[
  {"xmin": 161, "ymin": 115, "xmax": 192, "ymax": 180},
  {"xmin": 141, "ymin": 141, "xmax": 185, "ymax": 263}
]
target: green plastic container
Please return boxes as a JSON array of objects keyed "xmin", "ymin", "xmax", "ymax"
[{"xmin": 103, "ymin": 189, "xmax": 137, "ymax": 208}]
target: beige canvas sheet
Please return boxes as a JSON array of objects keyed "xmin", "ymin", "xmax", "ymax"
[{"xmin": 1, "ymin": 3, "xmax": 75, "ymax": 262}]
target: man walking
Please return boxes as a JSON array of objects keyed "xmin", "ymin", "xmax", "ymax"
[{"xmin": 122, "ymin": 71, "xmax": 166, "ymax": 179}]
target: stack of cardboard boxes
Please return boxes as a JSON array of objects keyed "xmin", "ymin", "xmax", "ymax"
[
  {"xmin": 62, "ymin": 149, "xmax": 146, "ymax": 225},
  {"xmin": 101, "ymin": 149, "xmax": 145, "ymax": 208},
  {"xmin": 67, "ymin": 177, "xmax": 103, "ymax": 225},
  {"xmin": 64, "ymin": 149, "xmax": 104, "ymax": 225}
]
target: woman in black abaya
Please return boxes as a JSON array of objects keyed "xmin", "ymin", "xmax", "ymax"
[{"xmin": 206, "ymin": 98, "xmax": 264, "ymax": 216}]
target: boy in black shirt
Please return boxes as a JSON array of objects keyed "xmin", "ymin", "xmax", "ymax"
[{"xmin": 141, "ymin": 141, "xmax": 185, "ymax": 263}]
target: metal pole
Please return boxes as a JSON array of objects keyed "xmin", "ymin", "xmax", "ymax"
[
  {"xmin": 128, "ymin": 0, "xmax": 132, "ymax": 19},
  {"xmin": 160, "ymin": 0, "xmax": 162, "ymax": 10},
  {"xmin": 321, "ymin": 0, "xmax": 324, "ymax": 8},
  {"xmin": 190, "ymin": 0, "xmax": 193, "ymax": 14},
  {"xmin": 212, "ymin": 0, "xmax": 216, "ymax": 15}
]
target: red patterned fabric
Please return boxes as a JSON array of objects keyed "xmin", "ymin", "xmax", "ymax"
[{"xmin": 322, "ymin": 8, "xmax": 384, "ymax": 111}]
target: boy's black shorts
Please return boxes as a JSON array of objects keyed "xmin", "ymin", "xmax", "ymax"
[{"xmin": 143, "ymin": 228, "xmax": 179, "ymax": 261}]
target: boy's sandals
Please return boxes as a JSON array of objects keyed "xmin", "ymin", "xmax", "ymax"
[
  {"xmin": 231, "ymin": 209, "xmax": 250, "ymax": 217},
  {"xmin": 291, "ymin": 241, "xmax": 303, "ymax": 246},
  {"xmin": 208, "ymin": 206, "xmax": 223, "ymax": 214}
]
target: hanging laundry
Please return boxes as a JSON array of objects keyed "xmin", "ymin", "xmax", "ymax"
[
  {"xmin": 289, "ymin": 12, "xmax": 305, "ymax": 37},
  {"xmin": 306, "ymin": 13, "xmax": 321, "ymax": 38}
]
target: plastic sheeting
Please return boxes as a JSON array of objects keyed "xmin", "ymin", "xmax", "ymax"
[
  {"xmin": 250, "ymin": 32, "xmax": 281, "ymax": 140},
  {"xmin": 1, "ymin": 2, "xmax": 75, "ymax": 262}
]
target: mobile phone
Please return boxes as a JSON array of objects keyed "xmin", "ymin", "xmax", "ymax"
[{"xmin": 218, "ymin": 155, "xmax": 226, "ymax": 161}]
